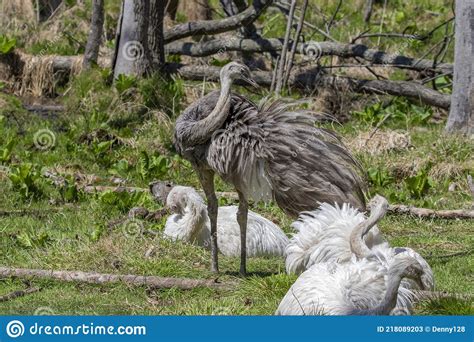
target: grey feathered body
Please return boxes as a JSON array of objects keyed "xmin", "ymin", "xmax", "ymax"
[{"xmin": 175, "ymin": 91, "xmax": 366, "ymax": 216}]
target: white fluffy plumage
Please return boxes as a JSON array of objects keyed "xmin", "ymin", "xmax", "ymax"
[
  {"xmin": 282, "ymin": 199, "xmax": 434, "ymax": 315},
  {"xmin": 285, "ymin": 202, "xmax": 386, "ymax": 274},
  {"xmin": 276, "ymin": 251, "xmax": 429, "ymax": 316},
  {"xmin": 164, "ymin": 186, "xmax": 289, "ymax": 257}
]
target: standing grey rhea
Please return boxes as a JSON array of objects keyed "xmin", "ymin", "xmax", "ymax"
[{"xmin": 173, "ymin": 61, "xmax": 366, "ymax": 275}]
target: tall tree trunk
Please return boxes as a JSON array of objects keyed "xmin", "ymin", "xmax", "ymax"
[
  {"xmin": 149, "ymin": 0, "xmax": 166, "ymax": 69},
  {"xmin": 445, "ymin": 0, "xmax": 473, "ymax": 135},
  {"xmin": 83, "ymin": 0, "xmax": 105, "ymax": 69},
  {"xmin": 113, "ymin": 0, "xmax": 153, "ymax": 78}
]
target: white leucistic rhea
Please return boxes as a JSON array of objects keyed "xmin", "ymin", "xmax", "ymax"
[
  {"xmin": 164, "ymin": 186, "xmax": 289, "ymax": 258},
  {"xmin": 277, "ymin": 196, "xmax": 434, "ymax": 315}
]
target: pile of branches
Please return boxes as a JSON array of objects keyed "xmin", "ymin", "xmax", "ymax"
[{"xmin": 0, "ymin": 0, "xmax": 453, "ymax": 109}]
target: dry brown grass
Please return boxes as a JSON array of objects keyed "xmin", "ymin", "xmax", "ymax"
[
  {"xmin": 0, "ymin": 0, "xmax": 35, "ymax": 27},
  {"xmin": 10, "ymin": 52, "xmax": 83, "ymax": 97},
  {"xmin": 346, "ymin": 129, "xmax": 412, "ymax": 155}
]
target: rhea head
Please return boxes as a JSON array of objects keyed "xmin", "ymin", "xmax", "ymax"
[
  {"xmin": 220, "ymin": 61, "xmax": 258, "ymax": 87},
  {"xmin": 393, "ymin": 254, "xmax": 429, "ymax": 290}
]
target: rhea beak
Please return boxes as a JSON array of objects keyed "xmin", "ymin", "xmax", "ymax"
[{"xmin": 241, "ymin": 71, "xmax": 259, "ymax": 88}]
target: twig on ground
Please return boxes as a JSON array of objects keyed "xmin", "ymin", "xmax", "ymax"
[
  {"xmin": 426, "ymin": 250, "xmax": 473, "ymax": 260},
  {"xmin": 0, "ymin": 286, "xmax": 41, "ymax": 303},
  {"xmin": 413, "ymin": 290, "xmax": 473, "ymax": 302},
  {"xmin": 0, "ymin": 267, "xmax": 234, "ymax": 291}
]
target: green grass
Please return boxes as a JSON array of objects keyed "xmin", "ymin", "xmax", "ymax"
[
  {"xmin": 1, "ymin": 80, "xmax": 472, "ymax": 315},
  {"xmin": 0, "ymin": 0, "xmax": 472, "ymax": 316}
]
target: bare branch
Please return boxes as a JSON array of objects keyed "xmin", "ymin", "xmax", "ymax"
[
  {"xmin": 164, "ymin": 0, "xmax": 271, "ymax": 43},
  {"xmin": 166, "ymin": 39, "xmax": 453, "ymax": 74}
]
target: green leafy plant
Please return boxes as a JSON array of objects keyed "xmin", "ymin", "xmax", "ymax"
[
  {"xmin": 407, "ymin": 104, "xmax": 432, "ymax": 126},
  {"xmin": 0, "ymin": 35, "xmax": 16, "ymax": 54},
  {"xmin": 405, "ymin": 170, "xmax": 434, "ymax": 198},
  {"xmin": 0, "ymin": 137, "xmax": 15, "ymax": 163},
  {"xmin": 109, "ymin": 159, "xmax": 131, "ymax": 178},
  {"xmin": 99, "ymin": 190, "xmax": 150, "ymax": 213},
  {"xmin": 367, "ymin": 166, "xmax": 394, "ymax": 188},
  {"xmin": 15, "ymin": 231, "xmax": 50, "ymax": 248},
  {"xmin": 353, "ymin": 102, "xmax": 384, "ymax": 125},
  {"xmin": 8, "ymin": 163, "xmax": 43, "ymax": 199},
  {"xmin": 138, "ymin": 73, "xmax": 185, "ymax": 115},
  {"xmin": 137, "ymin": 151, "xmax": 171, "ymax": 181},
  {"xmin": 49, "ymin": 175, "xmax": 81, "ymax": 203},
  {"xmin": 90, "ymin": 140, "xmax": 113, "ymax": 165},
  {"xmin": 115, "ymin": 74, "xmax": 137, "ymax": 94}
]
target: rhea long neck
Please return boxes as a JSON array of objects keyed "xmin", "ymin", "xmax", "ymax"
[
  {"xmin": 185, "ymin": 74, "xmax": 233, "ymax": 146},
  {"xmin": 177, "ymin": 192, "xmax": 211, "ymax": 244},
  {"xmin": 365, "ymin": 263, "xmax": 406, "ymax": 315}
]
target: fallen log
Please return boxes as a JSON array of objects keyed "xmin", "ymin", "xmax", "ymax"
[
  {"xmin": 169, "ymin": 64, "xmax": 451, "ymax": 109},
  {"xmin": 0, "ymin": 286, "xmax": 41, "ymax": 303},
  {"xmin": 0, "ymin": 267, "xmax": 233, "ymax": 291},
  {"xmin": 166, "ymin": 38, "xmax": 453, "ymax": 74}
]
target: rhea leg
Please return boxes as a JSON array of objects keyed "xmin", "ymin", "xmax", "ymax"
[
  {"xmin": 198, "ymin": 169, "xmax": 219, "ymax": 273},
  {"xmin": 236, "ymin": 190, "xmax": 248, "ymax": 276}
]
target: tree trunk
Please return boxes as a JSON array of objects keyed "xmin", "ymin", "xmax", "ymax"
[
  {"xmin": 149, "ymin": 0, "xmax": 166, "ymax": 69},
  {"xmin": 82, "ymin": 0, "xmax": 104, "ymax": 69},
  {"xmin": 445, "ymin": 0, "xmax": 473, "ymax": 135},
  {"xmin": 364, "ymin": 0, "xmax": 374, "ymax": 23},
  {"xmin": 113, "ymin": 0, "xmax": 153, "ymax": 78}
]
